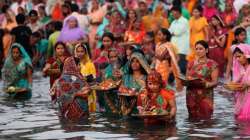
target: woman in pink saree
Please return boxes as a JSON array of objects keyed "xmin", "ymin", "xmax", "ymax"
[{"xmin": 232, "ymin": 44, "xmax": 250, "ymax": 121}]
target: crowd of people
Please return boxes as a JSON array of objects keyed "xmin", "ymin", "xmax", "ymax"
[{"xmin": 0, "ymin": 0, "xmax": 250, "ymax": 123}]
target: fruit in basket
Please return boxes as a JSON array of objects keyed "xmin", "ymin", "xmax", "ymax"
[{"xmin": 7, "ymin": 86, "xmax": 16, "ymax": 93}]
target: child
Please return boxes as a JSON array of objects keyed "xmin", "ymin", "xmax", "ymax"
[{"xmin": 137, "ymin": 70, "xmax": 176, "ymax": 123}]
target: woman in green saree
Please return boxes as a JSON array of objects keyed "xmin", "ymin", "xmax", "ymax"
[
  {"xmin": 2, "ymin": 43, "xmax": 33, "ymax": 99},
  {"xmin": 97, "ymin": 48, "xmax": 123, "ymax": 114},
  {"xmin": 118, "ymin": 52, "xmax": 151, "ymax": 116}
]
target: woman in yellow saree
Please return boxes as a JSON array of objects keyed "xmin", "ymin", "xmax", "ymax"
[{"xmin": 74, "ymin": 43, "xmax": 97, "ymax": 112}]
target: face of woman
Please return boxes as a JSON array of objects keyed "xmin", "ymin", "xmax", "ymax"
[
  {"xmin": 211, "ymin": 17, "xmax": 219, "ymax": 26},
  {"xmin": 109, "ymin": 51, "xmax": 118, "ymax": 63},
  {"xmin": 128, "ymin": 10, "xmax": 136, "ymax": 20},
  {"xmin": 55, "ymin": 44, "xmax": 65, "ymax": 56},
  {"xmin": 225, "ymin": 3, "xmax": 233, "ymax": 12},
  {"xmin": 12, "ymin": 47, "xmax": 21, "ymax": 61},
  {"xmin": 131, "ymin": 58, "xmax": 141, "ymax": 71},
  {"xmin": 192, "ymin": 9, "xmax": 201, "ymax": 18},
  {"xmin": 102, "ymin": 36, "xmax": 112, "ymax": 48},
  {"xmin": 147, "ymin": 81, "xmax": 161, "ymax": 93},
  {"xmin": 92, "ymin": 0, "xmax": 99, "ymax": 9},
  {"xmin": 112, "ymin": 11, "xmax": 121, "ymax": 23},
  {"xmin": 76, "ymin": 46, "xmax": 86, "ymax": 59},
  {"xmin": 157, "ymin": 30, "xmax": 165, "ymax": 42},
  {"xmin": 195, "ymin": 44, "xmax": 208, "ymax": 58},
  {"xmin": 235, "ymin": 52, "xmax": 248, "ymax": 66},
  {"xmin": 236, "ymin": 31, "xmax": 247, "ymax": 43},
  {"xmin": 68, "ymin": 19, "xmax": 77, "ymax": 28},
  {"xmin": 126, "ymin": 48, "xmax": 133, "ymax": 58}
]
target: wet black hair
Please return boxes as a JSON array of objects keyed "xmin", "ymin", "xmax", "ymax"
[
  {"xmin": 15, "ymin": 14, "xmax": 26, "ymax": 24},
  {"xmin": 160, "ymin": 28, "xmax": 172, "ymax": 41}
]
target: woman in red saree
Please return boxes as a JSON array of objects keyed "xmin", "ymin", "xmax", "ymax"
[
  {"xmin": 43, "ymin": 42, "xmax": 69, "ymax": 88},
  {"xmin": 186, "ymin": 40, "xmax": 219, "ymax": 119},
  {"xmin": 208, "ymin": 15, "xmax": 227, "ymax": 77},
  {"xmin": 50, "ymin": 55, "xmax": 90, "ymax": 121}
]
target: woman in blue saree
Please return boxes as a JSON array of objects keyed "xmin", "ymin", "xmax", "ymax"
[{"xmin": 2, "ymin": 43, "xmax": 33, "ymax": 99}]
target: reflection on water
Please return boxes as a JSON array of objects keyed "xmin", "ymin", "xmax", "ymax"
[{"xmin": 0, "ymin": 73, "xmax": 250, "ymax": 139}]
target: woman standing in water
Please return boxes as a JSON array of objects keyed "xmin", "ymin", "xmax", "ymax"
[
  {"xmin": 118, "ymin": 52, "xmax": 150, "ymax": 116},
  {"xmin": 152, "ymin": 28, "xmax": 181, "ymax": 90},
  {"xmin": 186, "ymin": 40, "xmax": 219, "ymax": 119},
  {"xmin": 50, "ymin": 50, "xmax": 91, "ymax": 121},
  {"xmin": 231, "ymin": 44, "xmax": 250, "ymax": 121},
  {"xmin": 2, "ymin": 43, "xmax": 33, "ymax": 99},
  {"xmin": 74, "ymin": 43, "xmax": 97, "ymax": 113},
  {"xmin": 43, "ymin": 42, "xmax": 69, "ymax": 88},
  {"xmin": 137, "ymin": 70, "xmax": 176, "ymax": 123},
  {"xmin": 225, "ymin": 27, "xmax": 248, "ymax": 80}
]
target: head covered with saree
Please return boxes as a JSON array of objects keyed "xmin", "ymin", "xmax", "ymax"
[
  {"xmin": 57, "ymin": 16, "xmax": 86, "ymax": 43},
  {"xmin": 74, "ymin": 42, "xmax": 91, "ymax": 61},
  {"xmin": 63, "ymin": 43, "xmax": 90, "ymax": 78},
  {"xmin": 146, "ymin": 69, "xmax": 164, "ymax": 90},
  {"xmin": 2, "ymin": 43, "xmax": 32, "ymax": 88},
  {"xmin": 129, "ymin": 52, "xmax": 151, "ymax": 74},
  {"xmin": 232, "ymin": 44, "xmax": 250, "ymax": 81}
]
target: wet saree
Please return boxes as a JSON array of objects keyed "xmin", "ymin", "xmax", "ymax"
[
  {"xmin": 50, "ymin": 57, "xmax": 89, "ymax": 120},
  {"xmin": 119, "ymin": 52, "xmax": 150, "ymax": 116},
  {"xmin": 2, "ymin": 43, "xmax": 32, "ymax": 99},
  {"xmin": 137, "ymin": 89, "xmax": 174, "ymax": 114},
  {"xmin": 231, "ymin": 45, "xmax": 250, "ymax": 121},
  {"xmin": 186, "ymin": 59, "xmax": 218, "ymax": 119}
]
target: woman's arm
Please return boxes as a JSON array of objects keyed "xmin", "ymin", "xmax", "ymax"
[
  {"xmin": 205, "ymin": 67, "xmax": 219, "ymax": 88},
  {"xmin": 204, "ymin": 26, "xmax": 209, "ymax": 42},
  {"xmin": 214, "ymin": 35, "xmax": 226, "ymax": 48},
  {"xmin": 168, "ymin": 98, "xmax": 177, "ymax": 119},
  {"xmin": 225, "ymin": 49, "xmax": 233, "ymax": 79},
  {"xmin": 27, "ymin": 67, "xmax": 33, "ymax": 89}
]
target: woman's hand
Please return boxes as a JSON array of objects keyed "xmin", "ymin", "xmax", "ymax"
[
  {"xmin": 237, "ymin": 84, "xmax": 249, "ymax": 91},
  {"xmin": 73, "ymin": 86, "xmax": 91, "ymax": 99}
]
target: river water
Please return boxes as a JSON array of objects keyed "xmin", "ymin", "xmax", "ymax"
[{"xmin": 0, "ymin": 72, "xmax": 250, "ymax": 140}]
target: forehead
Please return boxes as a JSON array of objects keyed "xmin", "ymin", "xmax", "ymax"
[
  {"xmin": 195, "ymin": 44, "xmax": 205, "ymax": 49},
  {"xmin": 76, "ymin": 46, "xmax": 85, "ymax": 51},
  {"xmin": 109, "ymin": 50, "xmax": 118, "ymax": 55}
]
